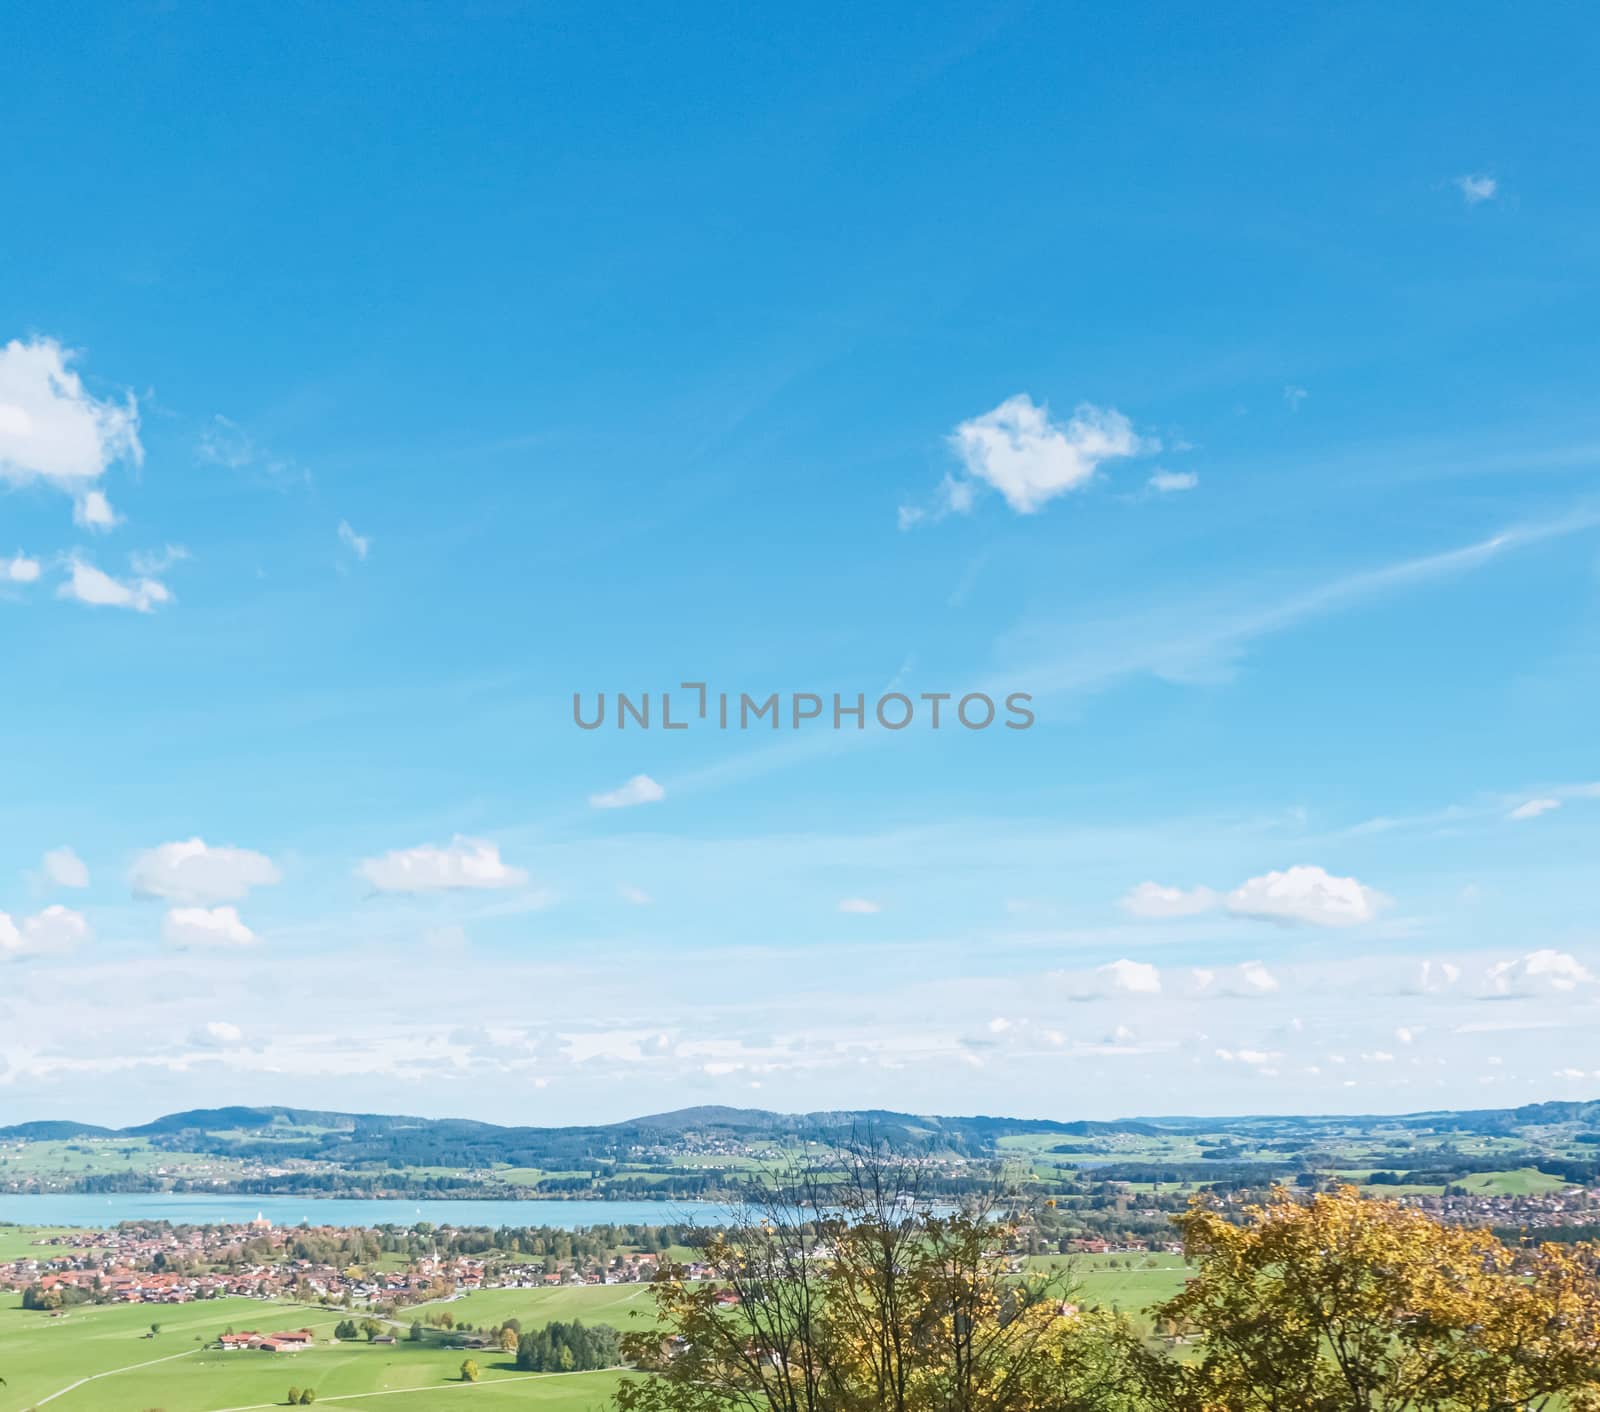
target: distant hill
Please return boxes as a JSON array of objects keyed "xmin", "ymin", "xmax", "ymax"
[
  {"xmin": 0, "ymin": 1120, "xmax": 115, "ymax": 1140},
  {"xmin": 5, "ymin": 1100, "xmax": 1597, "ymax": 1176}
]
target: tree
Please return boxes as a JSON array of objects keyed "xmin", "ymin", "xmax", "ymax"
[
  {"xmin": 615, "ymin": 1139, "xmax": 1135, "ymax": 1412},
  {"xmin": 149, "ymin": 1322, "xmax": 162, "ymax": 1335},
  {"xmin": 286, "ymin": 1390, "xmax": 300, "ymax": 1407},
  {"xmin": 461, "ymin": 1358, "xmax": 481, "ymax": 1382},
  {"xmin": 499, "ymin": 1325, "xmax": 520, "ymax": 1353},
  {"xmin": 300, "ymin": 1390, "xmax": 316, "ymax": 1405},
  {"xmin": 1136, "ymin": 1184, "xmax": 1600, "ymax": 1412},
  {"xmin": 408, "ymin": 1319, "xmax": 423, "ymax": 1342}
]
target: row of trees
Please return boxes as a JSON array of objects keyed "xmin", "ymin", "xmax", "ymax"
[
  {"xmin": 616, "ymin": 1145, "xmax": 1600, "ymax": 1411},
  {"xmin": 516, "ymin": 1318, "xmax": 623, "ymax": 1372}
]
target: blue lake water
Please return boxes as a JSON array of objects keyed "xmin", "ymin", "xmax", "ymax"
[{"xmin": 0, "ymin": 1193, "xmax": 738, "ymax": 1230}]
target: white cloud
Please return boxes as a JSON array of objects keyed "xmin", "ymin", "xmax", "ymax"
[
  {"xmin": 1284, "ymin": 385, "xmax": 1308, "ymax": 411},
  {"xmin": 0, "ymin": 904, "xmax": 92, "ymax": 960},
  {"xmin": 1455, "ymin": 173, "xmax": 1498, "ymax": 205},
  {"xmin": 1485, "ymin": 949, "xmax": 1593, "ymax": 997},
  {"xmin": 838, "ymin": 897, "xmax": 882, "ymax": 915},
  {"xmin": 42, "ymin": 846, "xmax": 89, "ymax": 889},
  {"xmin": 1225, "ymin": 864, "xmax": 1388, "ymax": 928},
  {"xmin": 1419, "ymin": 958, "xmax": 1462, "ymax": 992},
  {"xmin": 1508, "ymin": 798, "xmax": 1560, "ymax": 821},
  {"xmin": 130, "ymin": 544, "xmax": 188, "ymax": 576},
  {"xmin": 1216, "ymin": 1047, "xmax": 1280, "ymax": 1066},
  {"xmin": 2, "ymin": 551, "xmax": 41, "ymax": 583},
  {"xmin": 1121, "ymin": 866, "xmax": 1385, "ymax": 928},
  {"xmin": 1235, "ymin": 960, "xmax": 1280, "ymax": 994},
  {"xmin": 164, "ymin": 905, "xmax": 256, "ymax": 948},
  {"xmin": 1147, "ymin": 469, "xmax": 1198, "ymax": 494},
  {"xmin": 130, "ymin": 838, "xmax": 281, "ymax": 904},
  {"xmin": 1121, "ymin": 881, "xmax": 1219, "ymax": 918},
  {"xmin": 73, "ymin": 488, "xmax": 119, "ymax": 532},
  {"xmin": 192, "ymin": 1019, "xmax": 244, "ymax": 1047},
  {"xmin": 56, "ymin": 557, "xmax": 172, "ymax": 613},
  {"xmin": 945, "ymin": 394, "xmax": 1151, "ymax": 514},
  {"xmin": 619, "ymin": 883, "xmax": 654, "ymax": 906},
  {"xmin": 0, "ymin": 338, "xmax": 142, "ymax": 513},
  {"xmin": 590, "ymin": 774, "xmax": 665, "ymax": 810},
  {"xmin": 338, "ymin": 520, "xmax": 370, "ymax": 560},
  {"xmin": 359, "ymin": 836, "xmax": 528, "ymax": 893},
  {"xmin": 1099, "ymin": 957, "xmax": 1162, "ymax": 994}
]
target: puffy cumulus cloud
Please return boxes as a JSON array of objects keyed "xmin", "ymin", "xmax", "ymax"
[
  {"xmin": 838, "ymin": 897, "xmax": 882, "ymax": 915},
  {"xmin": 619, "ymin": 883, "xmax": 654, "ymax": 906},
  {"xmin": 190, "ymin": 1019, "xmax": 244, "ymax": 1047},
  {"xmin": 0, "ymin": 337, "xmax": 142, "ymax": 509},
  {"xmin": 358, "ymin": 836, "xmax": 527, "ymax": 893},
  {"xmin": 1121, "ymin": 881, "xmax": 1219, "ymax": 919},
  {"xmin": 163, "ymin": 905, "xmax": 256, "ymax": 948},
  {"xmin": 73, "ymin": 488, "xmax": 119, "ymax": 533},
  {"xmin": 1485, "ymin": 949, "xmax": 1594, "ymax": 997},
  {"xmin": 944, "ymin": 395, "xmax": 1152, "ymax": 515},
  {"xmin": 57, "ymin": 557, "xmax": 172, "ymax": 613},
  {"xmin": 1234, "ymin": 961, "xmax": 1280, "ymax": 995},
  {"xmin": 1215, "ymin": 1047, "xmax": 1281, "ymax": 1066},
  {"xmin": 1455, "ymin": 173, "xmax": 1498, "ymax": 205},
  {"xmin": 1124, "ymin": 866, "xmax": 1385, "ymax": 928},
  {"xmin": 0, "ymin": 904, "xmax": 92, "ymax": 960},
  {"xmin": 42, "ymin": 846, "xmax": 90, "ymax": 889},
  {"xmin": 2, "ymin": 551, "xmax": 41, "ymax": 583},
  {"xmin": 1099, "ymin": 957, "xmax": 1162, "ymax": 994},
  {"xmin": 1418, "ymin": 959, "xmax": 1463, "ymax": 993},
  {"xmin": 131, "ymin": 838, "xmax": 281, "ymax": 904},
  {"xmin": 1193, "ymin": 961, "xmax": 1283, "ymax": 998},
  {"xmin": 1224, "ymin": 865, "xmax": 1388, "ymax": 928},
  {"xmin": 589, "ymin": 773, "xmax": 665, "ymax": 810}
]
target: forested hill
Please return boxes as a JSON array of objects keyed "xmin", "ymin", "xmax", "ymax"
[
  {"xmin": 0, "ymin": 1105, "xmax": 1146, "ymax": 1168},
  {"xmin": 5, "ymin": 1099, "xmax": 1599, "ymax": 1170}
]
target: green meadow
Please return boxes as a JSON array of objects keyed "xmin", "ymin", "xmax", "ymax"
[{"xmin": 0, "ymin": 1288, "xmax": 629, "ymax": 1412}]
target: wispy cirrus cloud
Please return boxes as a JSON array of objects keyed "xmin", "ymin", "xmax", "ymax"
[{"xmin": 590, "ymin": 774, "xmax": 665, "ymax": 810}]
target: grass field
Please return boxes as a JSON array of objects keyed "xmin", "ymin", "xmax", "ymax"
[
  {"xmin": 0, "ymin": 1291, "xmax": 629, "ymax": 1412},
  {"xmin": 432, "ymin": 1282, "xmax": 661, "ymax": 1332},
  {"xmin": 0, "ymin": 1226, "xmax": 90, "ymax": 1262},
  {"xmin": 1025, "ymin": 1251, "xmax": 1193, "ymax": 1316}
]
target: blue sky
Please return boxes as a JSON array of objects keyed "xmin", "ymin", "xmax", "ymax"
[{"xmin": 2, "ymin": 0, "xmax": 1599, "ymax": 1126}]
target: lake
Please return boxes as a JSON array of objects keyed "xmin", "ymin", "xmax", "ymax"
[{"xmin": 0, "ymin": 1193, "xmax": 739, "ymax": 1230}]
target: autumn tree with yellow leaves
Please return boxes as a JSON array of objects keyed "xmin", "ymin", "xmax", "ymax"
[
  {"xmin": 616, "ymin": 1161, "xmax": 1600, "ymax": 1412},
  {"xmin": 615, "ymin": 1141, "xmax": 1139, "ymax": 1412},
  {"xmin": 1136, "ymin": 1184, "xmax": 1600, "ymax": 1412}
]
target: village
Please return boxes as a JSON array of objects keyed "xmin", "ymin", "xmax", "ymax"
[{"xmin": 0, "ymin": 1212, "xmax": 687, "ymax": 1311}]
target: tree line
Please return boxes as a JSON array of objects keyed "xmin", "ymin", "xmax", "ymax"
[{"xmin": 616, "ymin": 1145, "xmax": 1600, "ymax": 1412}]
